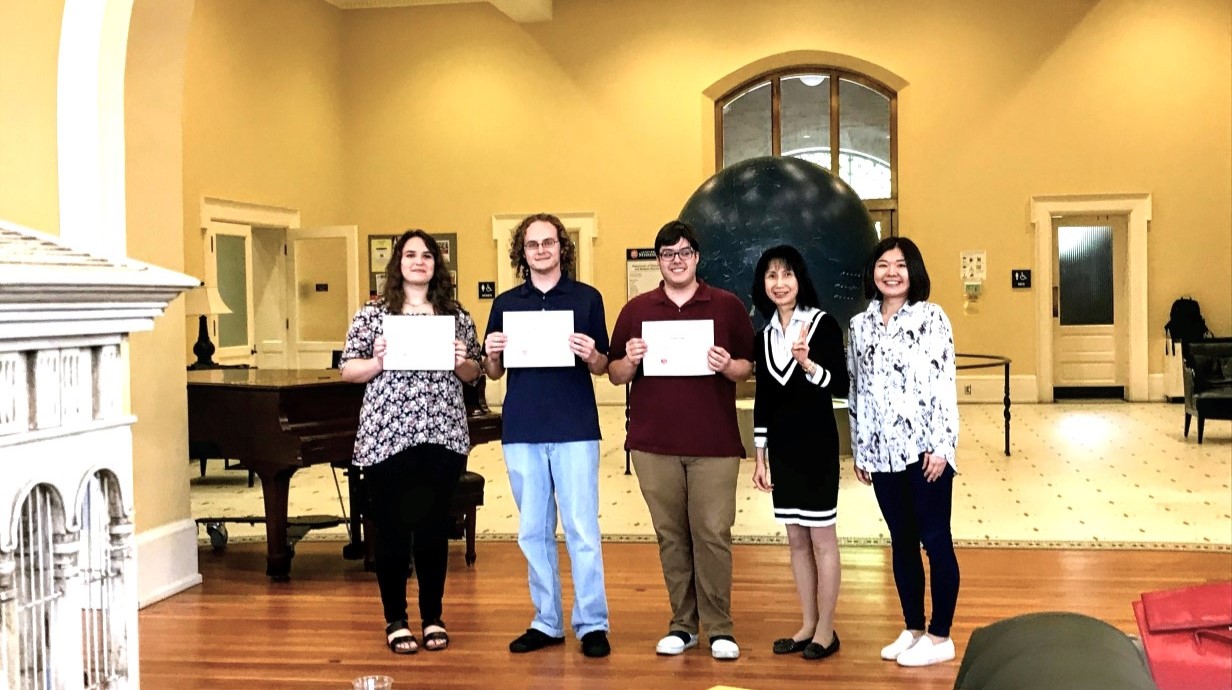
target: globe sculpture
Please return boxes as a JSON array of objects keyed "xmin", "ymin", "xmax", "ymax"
[{"xmin": 679, "ymin": 156, "xmax": 879, "ymax": 333}]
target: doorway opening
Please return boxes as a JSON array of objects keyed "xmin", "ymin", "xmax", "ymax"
[
  {"xmin": 200, "ymin": 197, "xmax": 360, "ymax": 369},
  {"xmin": 1029, "ymin": 194, "xmax": 1151, "ymax": 402}
]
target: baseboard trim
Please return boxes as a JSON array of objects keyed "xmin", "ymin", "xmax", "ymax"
[{"xmin": 137, "ymin": 517, "xmax": 202, "ymax": 608}]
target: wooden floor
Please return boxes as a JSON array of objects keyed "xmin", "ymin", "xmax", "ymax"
[{"xmin": 139, "ymin": 541, "xmax": 1231, "ymax": 690}]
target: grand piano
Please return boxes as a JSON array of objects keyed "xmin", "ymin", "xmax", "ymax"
[{"xmin": 186, "ymin": 368, "xmax": 501, "ymax": 580}]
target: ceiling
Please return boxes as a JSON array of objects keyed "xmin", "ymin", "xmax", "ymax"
[{"xmin": 320, "ymin": 0, "xmax": 552, "ymax": 23}]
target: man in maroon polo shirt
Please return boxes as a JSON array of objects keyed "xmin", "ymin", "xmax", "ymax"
[{"xmin": 608, "ymin": 220, "xmax": 755, "ymax": 661}]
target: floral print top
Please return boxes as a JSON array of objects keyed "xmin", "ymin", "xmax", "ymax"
[
  {"xmin": 340, "ymin": 300, "xmax": 481, "ymax": 466},
  {"xmin": 847, "ymin": 300, "xmax": 959, "ymax": 473}
]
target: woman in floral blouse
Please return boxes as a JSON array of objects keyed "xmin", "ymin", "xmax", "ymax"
[
  {"xmin": 847, "ymin": 236, "xmax": 960, "ymax": 668},
  {"xmin": 340, "ymin": 229, "xmax": 482, "ymax": 655}
]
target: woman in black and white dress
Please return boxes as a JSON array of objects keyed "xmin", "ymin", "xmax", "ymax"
[
  {"xmin": 750, "ymin": 245, "xmax": 849, "ymax": 661},
  {"xmin": 340, "ymin": 229, "xmax": 482, "ymax": 655}
]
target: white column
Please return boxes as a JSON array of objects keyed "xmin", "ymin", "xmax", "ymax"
[{"xmin": 57, "ymin": 0, "xmax": 135, "ymax": 259}]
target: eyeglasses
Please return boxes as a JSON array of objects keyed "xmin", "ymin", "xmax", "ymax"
[
  {"xmin": 658, "ymin": 248, "xmax": 697, "ymax": 261},
  {"xmin": 524, "ymin": 238, "xmax": 559, "ymax": 252}
]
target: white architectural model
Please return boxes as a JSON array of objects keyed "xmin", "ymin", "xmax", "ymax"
[{"xmin": 0, "ymin": 220, "xmax": 196, "ymax": 689}]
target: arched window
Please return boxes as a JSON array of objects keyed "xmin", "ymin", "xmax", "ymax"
[{"xmin": 717, "ymin": 67, "xmax": 898, "ymax": 234}]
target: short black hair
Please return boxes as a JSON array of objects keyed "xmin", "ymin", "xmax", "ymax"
[
  {"xmin": 751, "ymin": 245, "xmax": 821, "ymax": 318},
  {"xmin": 862, "ymin": 236, "xmax": 931, "ymax": 302},
  {"xmin": 655, "ymin": 220, "xmax": 700, "ymax": 253}
]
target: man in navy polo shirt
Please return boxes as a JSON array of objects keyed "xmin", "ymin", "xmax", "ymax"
[
  {"xmin": 608, "ymin": 220, "xmax": 755, "ymax": 661},
  {"xmin": 483, "ymin": 213, "xmax": 612, "ymax": 658}
]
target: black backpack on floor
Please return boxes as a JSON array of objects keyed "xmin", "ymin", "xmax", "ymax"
[{"xmin": 1165, "ymin": 296, "xmax": 1210, "ymax": 354}]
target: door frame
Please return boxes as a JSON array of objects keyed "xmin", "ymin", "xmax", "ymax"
[
  {"xmin": 1030, "ymin": 193, "xmax": 1151, "ymax": 402},
  {"xmin": 200, "ymin": 197, "xmax": 300, "ymax": 366},
  {"xmin": 489, "ymin": 212, "xmax": 620, "ymax": 404}
]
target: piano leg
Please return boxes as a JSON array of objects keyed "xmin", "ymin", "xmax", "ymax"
[
  {"xmin": 341, "ymin": 465, "xmax": 366, "ymax": 561},
  {"xmin": 257, "ymin": 466, "xmax": 298, "ymax": 581}
]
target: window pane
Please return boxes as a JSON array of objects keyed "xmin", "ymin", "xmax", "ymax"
[
  {"xmin": 1058, "ymin": 225, "xmax": 1113, "ymax": 326},
  {"xmin": 721, "ymin": 81, "xmax": 771, "ymax": 167},
  {"xmin": 838, "ymin": 78, "xmax": 891, "ymax": 199},
  {"xmin": 780, "ymin": 74, "xmax": 831, "ymax": 169},
  {"xmin": 216, "ymin": 234, "xmax": 249, "ymax": 348}
]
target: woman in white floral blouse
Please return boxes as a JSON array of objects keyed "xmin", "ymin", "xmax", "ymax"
[
  {"xmin": 340, "ymin": 229, "xmax": 482, "ymax": 655},
  {"xmin": 846, "ymin": 237, "xmax": 960, "ymax": 668}
]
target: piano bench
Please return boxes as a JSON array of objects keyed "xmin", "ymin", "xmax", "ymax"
[{"xmin": 449, "ymin": 470, "xmax": 485, "ymax": 567}]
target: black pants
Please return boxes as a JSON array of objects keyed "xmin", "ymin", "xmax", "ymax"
[
  {"xmin": 871, "ymin": 459, "xmax": 960, "ymax": 638},
  {"xmin": 365, "ymin": 443, "xmax": 466, "ymax": 627}
]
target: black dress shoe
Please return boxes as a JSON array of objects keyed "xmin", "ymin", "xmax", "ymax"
[
  {"xmin": 509, "ymin": 628, "xmax": 565, "ymax": 653},
  {"xmin": 581, "ymin": 630, "xmax": 611, "ymax": 658},
  {"xmin": 772, "ymin": 637, "xmax": 811, "ymax": 654},
  {"xmin": 802, "ymin": 631, "xmax": 840, "ymax": 660}
]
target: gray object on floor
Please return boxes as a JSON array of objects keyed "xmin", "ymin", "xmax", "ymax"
[{"xmin": 954, "ymin": 612, "xmax": 1157, "ymax": 690}]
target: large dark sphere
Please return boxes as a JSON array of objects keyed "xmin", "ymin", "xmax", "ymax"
[{"xmin": 679, "ymin": 156, "xmax": 878, "ymax": 333}]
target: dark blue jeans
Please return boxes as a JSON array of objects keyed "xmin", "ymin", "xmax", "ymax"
[{"xmin": 871, "ymin": 459, "xmax": 960, "ymax": 637}]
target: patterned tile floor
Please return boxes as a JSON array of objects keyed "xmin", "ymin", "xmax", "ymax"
[{"xmin": 189, "ymin": 402, "xmax": 1232, "ymax": 550}]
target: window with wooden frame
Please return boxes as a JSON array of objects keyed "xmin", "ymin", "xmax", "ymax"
[{"xmin": 717, "ymin": 67, "xmax": 898, "ymax": 232}]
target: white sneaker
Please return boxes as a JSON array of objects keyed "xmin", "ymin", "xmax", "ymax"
[
  {"xmin": 710, "ymin": 637, "xmax": 740, "ymax": 660},
  {"xmin": 655, "ymin": 632, "xmax": 698, "ymax": 655},
  {"xmin": 880, "ymin": 630, "xmax": 923, "ymax": 660},
  {"xmin": 895, "ymin": 636, "xmax": 955, "ymax": 667}
]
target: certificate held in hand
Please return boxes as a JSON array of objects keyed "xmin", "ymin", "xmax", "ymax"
[
  {"xmin": 503, "ymin": 310, "xmax": 575, "ymax": 368},
  {"xmin": 382, "ymin": 315, "xmax": 456, "ymax": 371},
  {"xmin": 642, "ymin": 319, "xmax": 714, "ymax": 377}
]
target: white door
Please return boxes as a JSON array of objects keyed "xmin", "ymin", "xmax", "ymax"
[
  {"xmin": 286, "ymin": 226, "xmax": 361, "ymax": 369},
  {"xmin": 204, "ymin": 221, "xmax": 255, "ymax": 366},
  {"xmin": 251, "ymin": 227, "xmax": 288, "ymax": 369},
  {"xmin": 1051, "ymin": 215, "xmax": 1126, "ymax": 395}
]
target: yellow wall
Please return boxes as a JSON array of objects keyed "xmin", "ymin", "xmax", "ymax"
[
  {"xmin": 182, "ymin": 0, "xmax": 347, "ymax": 283},
  {"xmin": 333, "ymin": 0, "xmax": 1230, "ymax": 374},
  {"xmin": 0, "ymin": 0, "xmax": 64, "ymax": 233},
  {"xmin": 126, "ymin": 0, "xmax": 196, "ymax": 534}
]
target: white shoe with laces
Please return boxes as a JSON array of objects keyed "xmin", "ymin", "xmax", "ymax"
[
  {"xmin": 895, "ymin": 636, "xmax": 955, "ymax": 667},
  {"xmin": 880, "ymin": 630, "xmax": 922, "ymax": 660}
]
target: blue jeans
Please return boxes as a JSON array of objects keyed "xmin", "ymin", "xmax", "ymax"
[
  {"xmin": 503, "ymin": 441, "xmax": 609, "ymax": 638},
  {"xmin": 871, "ymin": 460, "xmax": 960, "ymax": 638}
]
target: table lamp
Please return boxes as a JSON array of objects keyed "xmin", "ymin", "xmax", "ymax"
[{"xmin": 184, "ymin": 285, "xmax": 232, "ymax": 369}]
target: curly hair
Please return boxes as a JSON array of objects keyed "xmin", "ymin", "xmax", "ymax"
[
  {"xmin": 508, "ymin": 213, "xmax": 576, "ymax": 281},
  {"xmin": 381, "ymin": 229, "xmax": 461, "ymax": 316}
]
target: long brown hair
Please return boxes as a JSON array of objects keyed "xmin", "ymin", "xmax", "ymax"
[
  {"xmin": 381, "ymin": 229, "xmax": 460, "ymax": 316},
  {"xmin": 509, "ymin": 213, "xmax": 577, "ymax": 281}
]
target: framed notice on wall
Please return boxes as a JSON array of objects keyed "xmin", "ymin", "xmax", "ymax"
[
  {"xmin": 367, "ymin": 234, "xmax": 398, "ymax": 298},
  {"xmin": 626, "ymin": 248, "xmax": 660, "ymax": 300}
]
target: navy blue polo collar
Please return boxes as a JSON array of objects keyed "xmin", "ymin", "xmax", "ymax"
[{"xmin": 518, "ymin": 273, "xmax": 577, "ymax": 297}]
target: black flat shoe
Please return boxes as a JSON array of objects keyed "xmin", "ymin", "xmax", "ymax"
[
  {"xmin": 772, "ymin": 637, "xmax": 811, "ymax": 654},
  {"xmin": 802, "ymin": 631, "xmax": 840, "ymax": 660},
  {"xmin": 581, "ymin": 630, "xmax": 611, "ymax": 658},
  {"xmin": 509, "ymin": 628, "xmax": 566, "ymax": 653}
]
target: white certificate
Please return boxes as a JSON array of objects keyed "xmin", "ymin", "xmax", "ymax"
[
  {"xmin": 503, "ymin": 310, "xmax": 575, "ymax": 368},
  {"xmin": 382, "ymin": 315, "xmax": 456, "ymax": 371},
  {"xmin": 642, "ymin": 319, "xmax": 714, "ymax": 377}
]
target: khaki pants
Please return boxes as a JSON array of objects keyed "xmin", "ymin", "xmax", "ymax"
[{"xmin": 631, "ymin": 451, "xmax": 740, "ymax": 638}]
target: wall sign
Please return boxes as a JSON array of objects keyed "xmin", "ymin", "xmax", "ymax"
[
  {"xmin": 478, "ymin": 281, "xmax": 495, "ymax": 300},
  {"xmin": 1011, "ymin": 269, "xmax": 1031, "ymax": 289}
]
